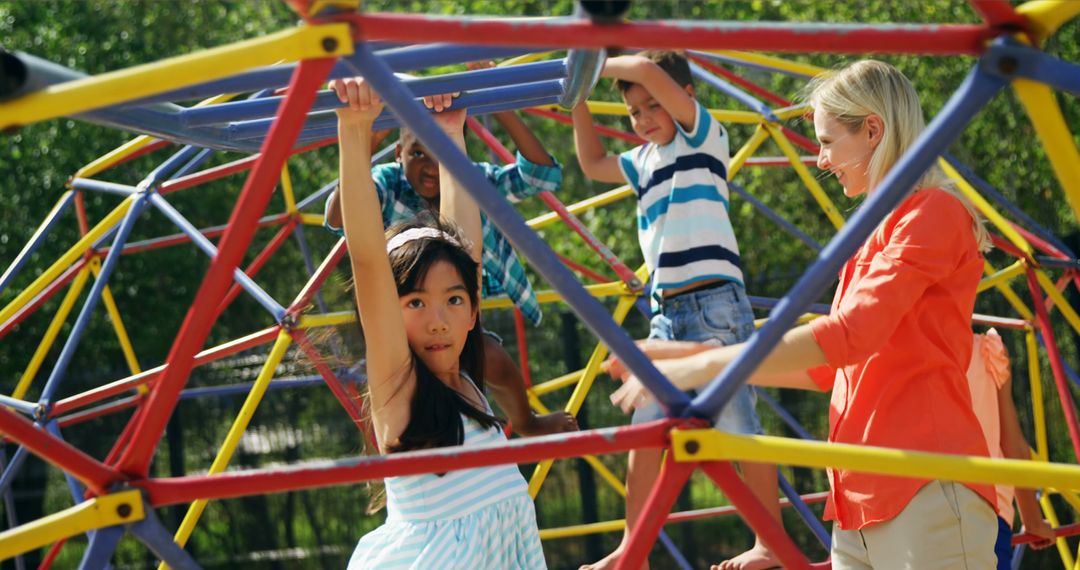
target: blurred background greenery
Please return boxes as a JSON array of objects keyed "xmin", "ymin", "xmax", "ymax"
[{"xmin": 1, "ymin": 1, "xmax": 1077, "ymax": 567}]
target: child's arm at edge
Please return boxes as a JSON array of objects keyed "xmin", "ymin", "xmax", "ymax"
[
  {"xmin": 601, "ymin": 55, "xmax": 697, "ymax": 131},
  {"xmin": 998, "ymin": 374, "xmax": 1056, "ymax": 546},
  {"xmin": 572, "ymin": 102, "xmax": 624, "ymax": 184},
  {"xmin": 492, "ymin": 111, "xmax": 556, "ymax": 167}
]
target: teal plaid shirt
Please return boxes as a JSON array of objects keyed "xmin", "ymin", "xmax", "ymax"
[{"xmin": 325, "ymin": 151, "xmax": 562, "ymax": 325}]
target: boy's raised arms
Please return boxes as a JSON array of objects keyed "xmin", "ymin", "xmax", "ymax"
[{"xmin": 601, "ymin": 55, "xmax": 698, "ymax": 131}]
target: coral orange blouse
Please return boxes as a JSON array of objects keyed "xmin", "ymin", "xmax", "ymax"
[{"xmin": 808, "ymin": 188, "xmax": 996, "ymax": 530}]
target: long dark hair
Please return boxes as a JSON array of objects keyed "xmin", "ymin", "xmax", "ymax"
[{"xmin": 381, "ymin": 216, "xmax": 503, "ymax": 453}]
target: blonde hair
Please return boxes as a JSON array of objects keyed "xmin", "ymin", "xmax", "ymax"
[{"xmin": 806, "ymin": 60, "xmax": 991, "ymax": 252}]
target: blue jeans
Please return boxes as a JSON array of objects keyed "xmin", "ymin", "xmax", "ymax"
[
  {"xmin": 994, "ymin": 516, "xmax": 1012, "ymax": 570},
  {"xmin": 631, "ymin": 281, "xmax": 762, "ymax": 435}
]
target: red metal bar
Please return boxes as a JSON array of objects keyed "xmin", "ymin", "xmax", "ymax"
[
  {"xmin": 557, "ymin": 252, "xmax": 610, "ymax": 284},
  {"xmin": 991, "ymin": 233, "xmax": 1030, "ymax": 261},
  {"xmin": 113, "ymin": 213, "xmax": 291, "ymax": 256},
  {"xmin": 74, "ymin": 190, "xmax": 90, "ymax": 237},
  {"xmin": 1025, "ymin": 268, "xmax": 1080, "ymax": 462},
  {"xmin": 38, "ymin": 537, "xmax": 68, "ymax": 570},
  {"xmin": 466, "ymin": 117, "xmax": 642, "ymax": 290},
  {"xmin": 57, "ymin": 394, "xmax": 141, "ymax": 429},
  {"xmin": 1010, "ymin": 221, "xmax": 1069, "ymax": 260},
  {"xmin": 287, "ymin": 238, "xmax": 348, "ymax": 317},
  {"xmin": 690, "ymin": 55, "xmax": 792, "ymax": 107},
  {"xmin": 0, "ymin": 257, "xmax": 89, "ymax": 340},
  {"xmin": 159, "ymin": 138, "xmax": 336, "ymax": 195},
  {"xmin": 665, "ymin": 491, "xmax": 829, "ymax": 525},
  {"xmin": 1013, "ymin": 522, "xmax": 1080, "ymax": 545},
  {"xmin": 290, "ymin": 329, "xmax": 368, "ymax": 430},
  {"xmin": 971, "ymin": 313, "xmax": 1029, "ymax": 330},
  {"xmin": 214, "ymin": 218, "xmax": 298, "ymax": 319},
  {"xmin": 113, "ymin": 58, "xmax": 336, "ymax": 477},
  {"xmin": 615, "ymin": 454, "xmax": 697, "ymax": 570},
  {"xmin": 347, "ymin": 13, "xmax": 992, "ymax": 55},
  {"xmin": 747, "ymin": 156, "xmax": 816, "ymax": 167},
  {"xmin": 525, "ymin": 108, "xmax": 643, "ymax": 145},
  {"xmin": 700, "ymin": 461, "xmax": 814, "ymax": 569},
  {"xmin": 140, "ymin": 419, "xmax": 678, "ymax": 507},
  {"xmin": 51, "ymin": 326, "xmax": 280, "ymax": 417},
  {"xmin": 968, "ymin": 0, "xmax": 1028, "ymax": 30},
  {"xmin": 781, "ymin": 125, "xmax": 820, "ymax": 154},
  {"xmin": 0, "ymin": 407, "xmax": 119, "ymax": 494},
  {"xmin": 103, "ymin": 405, "xmax": 145, "ymax": 467}
]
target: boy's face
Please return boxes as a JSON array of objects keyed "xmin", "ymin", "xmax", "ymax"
[
  {"xmin": 397, "ymin": 132, "xmax": 441, "ymax": 201},
  {"xmin": 622, "ymin": 84, "xmax": 677, "ymax": 146}
]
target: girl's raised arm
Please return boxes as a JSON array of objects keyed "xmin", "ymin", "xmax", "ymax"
[{"xmin": 333, "ymin": 77, "xmax": 414, "ymax": 451}]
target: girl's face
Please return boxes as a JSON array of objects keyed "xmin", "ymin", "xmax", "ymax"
[
  {"xmin": 814, "ymin": 110, "xmax": 876, "ymax": 198},
  {"xmin": 399, "ymin": 259, "xmax": 477, "ymax": 378}
]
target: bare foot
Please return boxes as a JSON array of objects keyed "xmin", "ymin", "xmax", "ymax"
[
  {"xmin": 712, "ymin": 544, "xmax": 780, "ymax": 570},
  {"xmin": 515, "ymin": 411, "xmax": 579, "ymax": 437},
  {"xmin": 580, "ymin": 545, "xmax": 648, "ymax": 570}
]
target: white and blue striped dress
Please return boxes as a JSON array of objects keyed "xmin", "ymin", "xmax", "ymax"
[{"xmin": 347, "ymin": 404, "xmax": 546, "ymax": 569}]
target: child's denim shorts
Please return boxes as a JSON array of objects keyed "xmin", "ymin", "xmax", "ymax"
[{"xmin": 631, "ymin": 280, "xmax": 762, "ymax": 435}]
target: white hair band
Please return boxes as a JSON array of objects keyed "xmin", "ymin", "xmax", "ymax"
[{"xmin": 385, "ymin": 227, "xmax": 461, "ymax": 253}]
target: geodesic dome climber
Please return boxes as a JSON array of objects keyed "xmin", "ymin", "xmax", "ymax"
[{"xmin": 2, "ymin": 0, "xmax": 1080, "ymax": 568}]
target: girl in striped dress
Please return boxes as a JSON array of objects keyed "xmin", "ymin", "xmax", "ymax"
[{"xmin": 332, "ymin": 78, "xmax": 545, "ymax": 570}]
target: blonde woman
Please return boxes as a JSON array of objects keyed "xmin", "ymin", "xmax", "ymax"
[{"xmin": 606, "ymin": 60, "xmax": 998, "ymax": 569}]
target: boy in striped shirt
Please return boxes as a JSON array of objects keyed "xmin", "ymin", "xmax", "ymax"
[{"xmin": 572, "ymin": 50, "xmax": 781, "ymax": 570}]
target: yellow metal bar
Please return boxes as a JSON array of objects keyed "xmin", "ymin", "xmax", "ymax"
[
  {"xmin": 528, "ymin": 295, "xmax": 637, "ymax": 498},
  {"xmin": 530, "ymin": 368, "xmax": 586, "ymax": 397},
  {"xmin": 165, "ymin": 330, "xmax": 293, "ymax": 567},
  {"xmin": 774, "ymin": 104, "xmax": 811, "ymax": 121},
  {"xmin": 1026, "ymin": 330, "xmax": 1051, "ymax": 462},
  {"xmin": 939, "ymin": 159, "xmax": 1034, "ymax": 256},
  {"xmin": 527, "ymin": 185, "xmax": 634, "ymax": 230},
  {"xmin": 0, "ymin": 23, "xmax": 353, "ymax": 130},
  {"xmin": 673, "ymin": 429, "xmax": 1080, "ymax": 492},
  {"xmin": 765, "ymin": 124, "xmax": 845, "ymax": 229},
  {"xmin": 0, "ymin": 490, "xmax": 144, "ymax": 561},
  {"xmin": 1016, "ymin": 0, "xmax": 1080, "ymax": 43},
  {"xmin": 527, "ymin": 397, "xmax": 627, "ymax": 495},
  {"xmin": 1039, "ymin": 492, "xmax": 1076, "ymax": 568},
  {"xmin": 279, "ymin": 164, "xmax": 298, "ymax": 213},
  {"xmin": 0, "ymin": 197, "xmax": 134, "ymax": 326},
  {"xmin": 707, "ymin": 50, "xmax": 825, "ymax": 77},
  {"xmin": 978, "ymin": 260, "xmax": 1026, "ymax": 293},
  {"xmin": 89, "ymin": 258, "xmax": 142, "ymax": 376},
  {"xmin": 298, "ymin": 212, "xmax": 325, "ymax": 226},
  {"xmin": 12, "ymin": 266, "xmax": 92, "ymax": 400},
  {"xmin": 481, "ymin": 281, "xmax": 628, "ymax": 311},
  {"xmin": 500, "ymin": 52, "xmax": 553, "ymax": 67},
  {"xmin": 986, "ymin": 261, "xmax": 1035, "ymax": 320},
  {"xmin": 540, "ymin": 518, "xmax": 625, "ymax": 540},
  {"xmin": 297, "ymin": 311, "xmax": 356, "ymax": 329},
  {"xmin": 572, "ymin": 100, "xmax": 763, "ymax": 124},
  {"xmin": 729, "ymin": 124, "xmax": 770, "ymax": 179},
  {"xmin": 1012, "ymin": 79, "xmax": 1080, "ymax": 225},
  {"xmin": 72, "ymin": 136, "xmax": 157, "ymax": 180},
  {"xmin": 1035, "ymin": 269, "xmax": 1080, "ymax": 336}
]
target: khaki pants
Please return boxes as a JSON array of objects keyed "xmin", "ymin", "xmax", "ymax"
[{"xmin": 832, "ymin": 481, "xmax": 997, "ymax": 570}]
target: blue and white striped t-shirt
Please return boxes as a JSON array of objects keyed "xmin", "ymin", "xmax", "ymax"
[{"xmin": 618, "ymin": 101, "xmax": 743, "ymax": 305}]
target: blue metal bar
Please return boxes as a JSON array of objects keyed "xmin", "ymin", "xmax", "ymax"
[
  {"xmin": 77, "ymin": 525, "xmax": 125, "ymax": 570},
  {"xmin": 559, "ymin": 48, "xmax": 604, "ymax": 109},
  {"xmin": 182, "ymin": 60, "xmax": 567, "ymax": 127},
  {"xmin": 39, "ymin": 193, "xmax": 153, "ymax": 406},
  {"xmin": 350, "ymin": 42, "xmax": 690, "ymax": 414},
  {"xmin": 148, "ymin": 193, "xmax": 287, "ymax": 321},
  {"xmin": 1037, "ymin": 257, "xmax": 1080, "ymax": 270},
  {"xmin": 756, "ymin": 389, "xmax": 815, "ymax": 441},
  {"xmin": 691, "ymin": 62, "xmax": 1008, "ymax": 419},
  {"xmin": 657, "ymin": 529, "xmax": 694, "ymax": 570},
  {"xmin": 0, "ymin": 444, "xmax": 30, "ymax": 502},
  {"xmin": 170, "ymin": 147, "xmax": 215, "ymax": 181},
  {"xmin": 145, "ymin": 144, "xmax": 206, "ymax": 187},
  {"xmin": 69, "ymin": 178, "xmax": 138, "ymax": 197},
  {"xmin": 729, "ymin": 181, "xmax": 821, "ymax": 252},
  {"xmin": 45, "ymin": 421, "xmax": 87, "ymax": 503},
  {"xmin": 0, "ymin": 395, "xmax": 37, "ymax": 416},
  {"xmin": 230, "ymin": 80, "xmax": 565, "ymax": 141},
  {"xmin": 126, "ymin": 44, "xmax": 539, "ymax": 107},
  {"xmin": 0, "ymin": 190, "xmax": 75, "ymax": 297},
  {"xmin": 748, "ymin": 295, "xmax": 829, "ymax": 316},
  {"xmin": 292, "ymin": 94, "xmax": 561, "ymax": 146},
  {"xmin": 688, "ymin": 50, "xmax": 813, "ymax": 79},
  {"xmin": 1010, "ymin": 543, "xmax": 1025, "ymax": 570},
  {"xmin": 690, "ymin": 62, "xmax": 779, "ymax": 122},
  {"xmin": 987, "ymin": 39, "xmax": 1080, "ymax": 97},
  {"xmin": 128, "ymin": 507, "xmax": 202, "ymax": 570},
  {"xmin": 295, "ymin": 145, "xmax": 396, "ymax": 213},
  {"xmin": 292, "ymin": 225, "xmax": 328, "ymax": 314},
  {"xmin": 942, "ymin": 153, "xmax": 1074, "ymax": 258},
  {"xmin": 0, "ymin": 448, "xmax": 26, "ymax": 570},
  {"xmin": 778, "ymin": 472, "xmax": 831, "ymax": 550},
  {"xmin": 119, "ymin": 212, "xmax": 287, "ymax": 255}
]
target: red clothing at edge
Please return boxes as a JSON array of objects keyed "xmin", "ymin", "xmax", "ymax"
[{"xmin": 808, "ymin": 187, "xmax": 995, "ymax": 531}]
